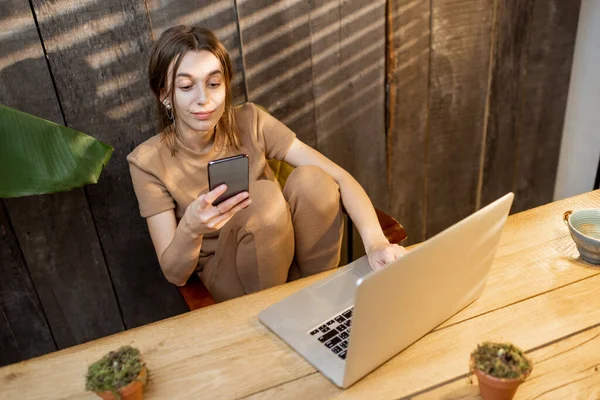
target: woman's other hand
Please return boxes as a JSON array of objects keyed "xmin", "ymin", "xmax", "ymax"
[
  {"xmin": 367, "ymin": 242, "xmax": 408, "ymax": 271},
  {"xmin": 181, "ymin": 184, "xmax": 251, "ymax": 236}
]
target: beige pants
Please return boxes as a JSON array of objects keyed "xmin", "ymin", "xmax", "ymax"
[{"xmin": 201, "ymin": 165, "xmax": 344, "ymax": 302}]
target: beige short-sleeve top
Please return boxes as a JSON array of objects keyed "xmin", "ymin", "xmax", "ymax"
[{"xmin": 127, "ymin": 102, "xmax": 296, "ymax": 220}]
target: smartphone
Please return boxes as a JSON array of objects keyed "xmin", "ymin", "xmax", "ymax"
[{"xmin": 208, "ymin": 154, "xmax": 249, "ymax": 205}]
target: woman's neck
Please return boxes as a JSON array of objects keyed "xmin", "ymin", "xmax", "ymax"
[{"xmin": 177, "ymin": 123, "xmax": 216, "ymax": 153}]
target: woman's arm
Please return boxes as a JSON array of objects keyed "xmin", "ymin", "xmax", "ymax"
[
  {"xmin": 146, "ymin": 209, "xmax": 203, "ymax": 286},
  {"xmin": 146, "ymin": 186, "xmax": 251, "ymax": 286},
  {"xmin": 283, "ymin": 138, "xmax": 406, "ymax": 270}
]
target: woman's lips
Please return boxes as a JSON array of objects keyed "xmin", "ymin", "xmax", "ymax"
[{"xmin": 192, "ymin": 110, "xmax": 214, "ymax": 120}]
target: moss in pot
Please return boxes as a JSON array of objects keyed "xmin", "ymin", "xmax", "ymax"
[
  {"xmin": 85, "ymin": 346, "xmax": 148, "ymax": 400},
  {"xmin": 470, "ymin": 342, "xmax": 532, "ymax": 400}
]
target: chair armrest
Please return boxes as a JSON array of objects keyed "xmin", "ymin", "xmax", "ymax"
[
  {"xmin": 375, "ymin": 208, "xmax": 408, "ymax": 244},
  {"xmin": 177, "ymin": 274, "xmax": 215, "ymax": 311}
]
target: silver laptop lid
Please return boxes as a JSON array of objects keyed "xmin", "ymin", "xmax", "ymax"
[{"xmin": 343, "ymin": 193, "xmax": 514, "ymax": 387}]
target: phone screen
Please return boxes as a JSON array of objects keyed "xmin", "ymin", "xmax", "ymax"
[{"xmin": 208, "ymin": 154, "xmax": 249, "ymax": 205}]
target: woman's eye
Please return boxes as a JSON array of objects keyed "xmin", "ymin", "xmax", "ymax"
[
  {"xmin": 179, "ymin": 85, "xmax": 192, "ymax": 91},
  {"xmin": 208, "ymin": 81, "xmax": 221, "ymax": 88}
]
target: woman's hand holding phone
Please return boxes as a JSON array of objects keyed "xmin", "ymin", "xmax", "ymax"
[{"xmin": 181, "ymin": 184, "xmax": 251, "ymax": 236}]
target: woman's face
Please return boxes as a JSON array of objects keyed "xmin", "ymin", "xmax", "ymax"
[{"xmin": 166, "ymin": 50, "xmax": 226, "ymax": 137}]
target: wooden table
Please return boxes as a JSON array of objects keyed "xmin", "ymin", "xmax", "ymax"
[{"xmin": 2, "ymin": 191, "xmax": 600, "ymax": 399}]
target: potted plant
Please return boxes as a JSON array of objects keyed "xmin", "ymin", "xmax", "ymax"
[
  {"xmin": 470, "ymin": 342, "xmax": 532, "ymax": 400},
  {"xmin": 85, "ymin": 346, "xmax": 148, "ymax": 400}
]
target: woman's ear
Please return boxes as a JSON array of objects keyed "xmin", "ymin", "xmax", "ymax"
[{"xmin": 160, "ymin": 91, "xmax": 173, "ymax": 109}]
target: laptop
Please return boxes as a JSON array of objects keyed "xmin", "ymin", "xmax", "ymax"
[{"xmin": 258, "ymin": 193, "xmax": 514, "ymax": 388}]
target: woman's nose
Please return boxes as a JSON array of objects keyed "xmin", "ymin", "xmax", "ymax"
[{"xmin": 196, "ymin": 88, "xmax": 208, "ymax": 104}]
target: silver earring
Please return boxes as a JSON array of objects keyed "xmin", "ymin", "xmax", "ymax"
[{"xmin": 162, "ymin": 99, "xmax": 173, "ymax": 120}]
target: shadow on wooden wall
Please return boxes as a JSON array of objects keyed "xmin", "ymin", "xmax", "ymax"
[{"xmin": 0, "ymin": 0, "xmax": 580, "ymax": 367}]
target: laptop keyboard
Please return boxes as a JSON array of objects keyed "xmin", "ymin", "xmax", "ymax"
[{"xmin": 308, "ymin": 306, "xmax": 353, "ymax": 360}]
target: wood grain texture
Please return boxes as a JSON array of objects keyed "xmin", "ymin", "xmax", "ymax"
[
  {"xmin": 0, "ymin": 1, "xmax": 60, "ymax": 120},
  {"xmin": 308, "ymin": 0, "xmax": 388, "ymax": 212},
  {"xmin": 248, "ymin": 267, "xmax": 600, "ymax": 399},
  {"xmin": 237, "ymin": 0, "xmax": 317, "ymax": 146},
  {"xmin": 0, "ymin": 306, "xmax": 20, "ymax": 368},
  {"xmin": 4, "ymin": 194, "xmax": 125, "ymax": 348},
  {"xmin": 0, "ymin": 277, "xmax": 325, "ymax": 400},
  {"xmin": 0, "ymin": 202, "xmax": 56, "ymax": 367},
  {"xmin": 482, "ymin": 0, "xmax": 581, "ymax": 214},
  {"xmin": 0, "ymin": 0, "xmax": 59, "ymax": 367},
  {"xmin": 388, "ymin": 0, "xmax": 431, "ymax": 244},
  {"xmin": 480, "ymin": 0, "xmax": 534, "ymax": 210},
  {"xmin": 29, "ymin": 0, "xmax": 189, "ymax": 329},
  {"xmin": 414, "ymin": 324, "xmax": 600, "ymax": 399},
  {"xmin": 512, "ymin": 0, "xmax": 581, "ymax": 213},
  {"xmin": 145, "ymin": 0, "xmax": 247, "ymax": 105},
  {"xmin": 0, "ymin": 0, "xmax": 121, "ymax": 354},
  {"xmin": 1, "ymin": 190, "xmax": 598, "ymax": 399},
  {"xmin": 426, "ymin": 0, "xmax": 495, "ymax": 237},
  {"xmin": 439, "ymin": 189, "xmax": 600, "ymax": 328}
]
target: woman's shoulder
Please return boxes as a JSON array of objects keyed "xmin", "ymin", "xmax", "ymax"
[
  {"xmin": 126, "ymin": 132, "xmax": 168, "ymax": 169},
  {"xmin": 234, "ymin": 101, "xmax": 258, "ymax": 121},
  {"xmin": 234, "ymin": 101, "xmax": 273, "ymax": 120},
  {"xmin": 233, "ymin": 102, "xmax": 260, "ymax": 142},
  {"xmin": 234, "ymin": 102, "xmax": 276, "ymax": 137}
]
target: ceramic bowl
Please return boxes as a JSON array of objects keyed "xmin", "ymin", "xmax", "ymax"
[{"xmin": 563, "ymin": 209, "xmax": 600, "ymax": 265}]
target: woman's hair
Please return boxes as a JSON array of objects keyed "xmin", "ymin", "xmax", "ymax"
[{"xmin": 148, "ymin": 25, "xmax": 240, "ymax": 153}]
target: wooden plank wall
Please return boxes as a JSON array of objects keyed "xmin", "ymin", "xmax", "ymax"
[
  {"xmin": 425, "ymin": 0, "xmax": 495, "ymax": 237},
  {"xmin": 0, "ymin": 0, "xmax": 580, "ymax": 366},
  {"xmin": 388, "ymin": 0, "xmax": 580, "ymax": 240},
  {"xmin": 0, "ymin": 0, "xmax": 122, "ymax": 360},
  {"xmin": 388, "ymin": 0, "xmax": 431, "ymax": 244},
  {"xmin": 481, "ymin": 0, "xmax": 581, "ymax": 214},
  {"xmin": 28, "ymin": 0, "xmax": 189, "ymax": 332},
  {"xmin": 0, "ymin": 0, "xmax": 57, "ymax": 365}
]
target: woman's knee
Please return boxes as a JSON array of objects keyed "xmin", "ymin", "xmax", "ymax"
[
  {"xmin": 239, "ymin": 180, "xmax": 290, "ymax": 232},
  {"xmin": 284, "ymin": 165, "xmax": 340, "ymax": 213},
  {"xmin": 235, "ymin": 180, "xmax": 294, "ymax": 292}
]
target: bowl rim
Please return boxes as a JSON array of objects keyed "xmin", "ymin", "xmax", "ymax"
[{"xmin": 567, "ymin": 208, "xmax": 600, "ymax": 243}]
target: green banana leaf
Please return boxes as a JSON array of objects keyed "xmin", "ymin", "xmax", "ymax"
[{"xmin": 0, "ymin": 104, "xmax": 113, "ymax": 198}]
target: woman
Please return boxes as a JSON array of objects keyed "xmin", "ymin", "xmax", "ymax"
[{"xmin": 128, "ymin": 26, "xmax": 406, "ymax": 302}]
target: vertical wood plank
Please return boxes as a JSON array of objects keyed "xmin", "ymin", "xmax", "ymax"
[
  {"xmin": 0, "ymin": 202, "xmax": 56, "ymax": 367},
  {"xmin": 480, "ymin": 0, "xmax": 533, "ymax": 209},
  {"xmin": 29, "ymin": 0, "xmax": 189, "ymax": 329},
  {"xmin": 481, "ymin": 0, "xmax": 580, "ymax": 212},
  {"xmin": 426, "ymin": 0, "xmax": 495, "ymax": 237},
  {"xmin": 388, "ymin": 0, "xmax": 431, "ymax": 244},
  {"xmin": 0, "ymin": 305, "xmax": 21, "ymax": 367},
  {"xmin": 146, "ymin": 0, "xmax": 247, "ymax": 105},
  {"xmin": 0, "ymin": 0, "xmax": 123, "ymax": 352},
  {"xmin": 237, "ymin": 0, "xmax": 317, "ymax": 147},
  {"xmin": 0, "ymin": 3, "xmax": 60, "ymax": 120},
  {"xmin": 4, "ymin": 195, "xmax": 125, "ymax": 348},
  {"xmin": 512, "ymin": 0, "xmax": 581, "ymax": 212},
  {"xmin": 308, "ymin": 0, "xmax": 388, "ymax": 213}
]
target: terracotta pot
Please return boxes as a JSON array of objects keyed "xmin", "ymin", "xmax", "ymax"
[
  {"xmin": 95, "ymin": 366, "xmax": 147, "ymax": 400},
  {"xmin": 473, "ymin": 368, "xmax": 527, "ymax": 400}
]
